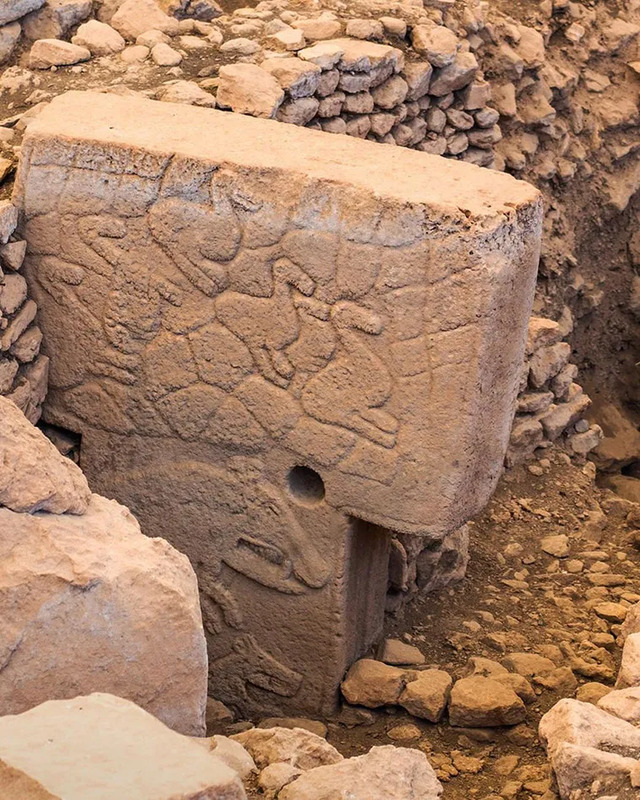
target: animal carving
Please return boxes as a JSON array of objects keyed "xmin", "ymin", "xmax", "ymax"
[
  {"xmin": 148, "ymin": 197, "xmax": 239, "ymax": 297},
  {"xmin": 301, "ymin": 301, "xmax": 398, "ymax": 449},
  {"xmin": 211, "ymin": 634, "xmax": 303, "ymax": 706},
  {"xmin": 106, "ymin": 458, "xmax": 332, "ymax": 634},
  {"xmin": 216, "ymin": 259, "xmax": 315, "ymax": 388}
]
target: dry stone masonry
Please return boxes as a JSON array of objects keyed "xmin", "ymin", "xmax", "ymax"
[
  {"xmin": 0, "ymin": 199, "xmax": 47, "ymax": 422},
  {"xmin": 14, "ymin": 89, "xmax": 542, "ymax": 717}
]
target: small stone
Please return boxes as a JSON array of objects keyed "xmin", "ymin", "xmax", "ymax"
[
  {"xmin": 151, "ymin": 42, "xmax": 182, "ymax": 65},
  {"xmin": 575, "ymin": 682, "xmax": 612, "ymax": 704},
  {"xmin": 157, "ymin": 80, "xmax": 215, "ymax": 106},
  {"xmin": 72, "ymin": 19, "xmax": 125, "ymax": 55},
  {"xmin": 449, "ymin": 677, "xmax": 526, "ymax": 727},
  {"xmin": 217, "ymin": 63, "xmax": 284, "ymax": 118},
  {"xmin": 380, "ymin": 17, "xmax": 406, "ymax": 38},
  {"xmin": 0, "ymin": 240, "xmax": 26, "ymax": 271},
  {"xmin": 269, "ymin": 27, "xmax": 305, "ymax": 51},
  {"xmin": 261, "ymin": 58, "xmax": 321, "ymax": 98},
  {"xmin": 220, "ymin": 37, "xmax": 260, "ymax": 55},
  {"xmin": 411, "ymin": 24, "xmax": 458, "ymax": 68},
  {"xmin": 598, "ymin": 686, "xmax": 640, "ymax": 725},
  {"xmin": 259, "ymin": 762, "xmax": 302, "ymax": 794},
  {"xmin": 429, "ymin": 52, "xmax": 478, "ymax": 96},
  {"xmin": 193, "ymin": 734, "xmax": 256, "ymax": 779},
  {"xmin": 594, "ymin": 602, "xmax": 628, "ymax": 623},
  {"xmin": 29, "ymin": 38, "xmax": 91, "ymax": 68},
  {"xmin": 386, "ymin": 723, "xmax": 422, "ymax": 741},
  {"xmin": 291, "ymin": 18, "xmax": 341, "ymax": 42},
  {"xmin": 345, "ymin": 19, "xmax": 383, "ymax": 41},
  {"xmin": 540, "ymin": 534, "xmax": 570, "ymax": 558},
  {"xmin": 121, "ymin": 44, "xmax": 149, "ymax": 62},
  {"xmin": 399, "ymin": 669, "xmax": 453, "ymax": 722},
  {"xmin": 341, "ymin": 659, "xmax": 408, "ymax": 708},
  {"xmin": 231, "ymin": 727, "xmax": 342, "ymax": 770},
  {"xmin": 381, "ymin": 639, "xmax": 425, "ymax": 666}
]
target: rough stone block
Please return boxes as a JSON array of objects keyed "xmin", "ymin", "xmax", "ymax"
[
  {"xmin": 0, "ymin": 495, "xmax": 208, "ymax": 735},
  {"xmin": 0, "ymin": 694, "xmax": 244, "ymax": 799},
  {"xmin": 14, "ymin": 91, "xmax": 541, "ymax": 716}
]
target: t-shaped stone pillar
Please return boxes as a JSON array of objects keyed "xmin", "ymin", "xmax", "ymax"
[{"xmin": 14, "ymin": 91, "xmax": 542, "ymax": 718}]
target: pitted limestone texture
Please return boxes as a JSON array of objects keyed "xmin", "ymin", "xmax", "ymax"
[{"xmin": 14, "ymin": 90, "xmax": 542, "ymax": 717}]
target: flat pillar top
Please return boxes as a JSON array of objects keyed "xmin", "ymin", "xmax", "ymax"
[{"xmin": 23, "ymin": 91, "xmax": 538, "ymax": 219}]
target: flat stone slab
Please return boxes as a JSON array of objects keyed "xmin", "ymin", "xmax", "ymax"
[
  {"xmin": 0, "ymin": 693, "xmax": 246, "ymax": 800},
  {"xmin": 14, "ymin": 91, "xmax": 541, "ymax": 716}
]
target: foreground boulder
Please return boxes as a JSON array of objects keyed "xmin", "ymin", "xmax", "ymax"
[
  {"xmin": 0, "ymin": 693, "xmax": 246, "ymax": 799},
  {"xmin": 278, "ymin": 745, "xmax": 442, "ymax": 799},
  {"xmin": 0, "ymin": 493, "xmax": 208, "ymax": 735},
  {"xmin": 0, "ymin": 396, "xmax": 90, "ymax": 514},
  {"xmin": 539, "ymin": 698, "xmax": 640, "ymax": 798}
]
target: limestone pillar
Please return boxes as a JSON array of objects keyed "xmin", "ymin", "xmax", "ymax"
[{"xmin": 14, "ymin": 91, "xmax": 542, "ymax": 716}]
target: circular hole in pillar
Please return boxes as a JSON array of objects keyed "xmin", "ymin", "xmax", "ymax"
[{"xmin": 287, "ymin": 466, "xmax": 325, "ymax": 506}]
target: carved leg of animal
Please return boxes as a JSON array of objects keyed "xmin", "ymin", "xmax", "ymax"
[
  {"xmin": 199, "ymin": 578, "xmax": 244, "ymax": 630},
  {"xmin": 348, "ymin": 413, "xmax": 397, "ymax": 449},
  {"xmin": 269, "ymin": 347, "xmax": 295, "ymax": 382},
  {"xmin": 200, "ymin": 593, "xmax": 223, "ymax": 636},
  {"xmin": 250, "ymin": 345, "xmax": 289, "ymax": 389},
  {"xmin": 361, "ymin": 408, "xmax": 399, "ymax": 435}
]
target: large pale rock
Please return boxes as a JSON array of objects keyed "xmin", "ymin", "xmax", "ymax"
[
  {"xmin": 0, "ymin": 694, "xmax": 245, "ymax": 799},
  {"xmin": 341, "ymin": 659, "xmax": 408, "ymax": 708},
  {"xmin": 0, "ymin": 0, "xmax": 44, "ymax": 25},
  {"xmin": 111, "ymin": 0, "xmax": 179, "ymax": 39},
  {"xmin": 231, "ymin": 727, "xmax": 342, "ymax": 770},
  {"xmin": 617, "ymin": 632, "xmax": 640, "ymax": 688},
  {"xmin": 22, "ymin": 0, "xmax": 92, "ymax": 40},
  {"xmin": 539, "ymin": 699, "xmax": 640, "ymax": 798},
  {"xmin": 0, "ymin": 396, "xmax": 90, "ymax": 514},
  {"xmin": 598, "ymin": 687, "xmax": 640, "ymax": 725},
  {"xmin": 448, "ymin": 676, "xmax": 526, "ymax": 727},
  {"xmin": 279, "ymin": 745, "xmax": 443, "ymax": 800},
  {"xmin": 14, "ymin": 90, "xmax": 542, "ymax": 717},
  {"xmin": 539, "ymin": 698, "xmax": 640, "ymax": 755},
  {"xmin": 0, "ymin": 494, "xmax": 208, "ymax": 735}
]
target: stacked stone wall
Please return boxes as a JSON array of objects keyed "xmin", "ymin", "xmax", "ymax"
[{"xmin": 0, "ymin": 199, "xmax": 47, "ymax": 422}]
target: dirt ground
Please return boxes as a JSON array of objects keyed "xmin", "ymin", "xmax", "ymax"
[{"xmin": 219, "ymin": 449, "xmax": 640, "ymax": 798}]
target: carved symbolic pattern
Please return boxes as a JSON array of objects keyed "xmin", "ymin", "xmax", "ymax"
[{"xmin": 42, "ymin": 174, "xmax": 423, "ymax": 478}]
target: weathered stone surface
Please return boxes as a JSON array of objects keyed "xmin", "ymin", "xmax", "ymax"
[
  {"xmin": 0, "ymin": 0, "xmax": 44, "ymax": 26},
  {"xmin": 0, "ymin": 494, "xmax": 207, "ymax": 735},
  {"xmin": 448, "ymin": 676, "xmax": 526, "ymax": 727},
  {"xmin": 0, "ymin": 694, "xmax": 245, "ymax": 799},
  {"xmin": 15, "ymin": 90, "xmax": 541, "ymax": 717},
  {"xmin": 279, "ymin": 745, "xmax": 442, "ymax": 800},
  {"xmin": 231, "ymin": 727, "xmax": 342, "ymax": 770},
  {"xmin": 429, "ymin": 52, "xmax": 478, "ymax": 96},
  {"xmin": 0, "ymin": 396, "xmax": 90, "ymax": 513},
  {"xmin": 398, "ymin": 669, "xmax": 452, "ymax": 722},
  {"xmin": 341, "ymin": 659, "xmax": 408, "ymax": 707}
]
